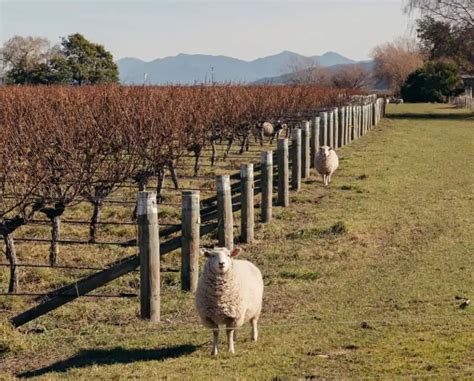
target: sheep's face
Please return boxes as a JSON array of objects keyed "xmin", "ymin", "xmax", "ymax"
[
  {"xmin": 201, "ymin": 247, "xmax": 241, "ymax": 274},
  {"xmin": 319, "ymin": 146, "xmax": 332, "ymax": 158}
]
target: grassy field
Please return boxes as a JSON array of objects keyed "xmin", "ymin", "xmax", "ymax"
[{"xmin": 1, "ymin": 103, "xmax": 473, "ymax": 379}]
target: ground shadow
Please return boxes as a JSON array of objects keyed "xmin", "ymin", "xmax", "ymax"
[
  {"xmin": 18, "ymin": 344, "xmax": 197, "ymax": 378},
  {"xmin": 387, "ymin": 113, "xmax": 473, "ymax": 120}
]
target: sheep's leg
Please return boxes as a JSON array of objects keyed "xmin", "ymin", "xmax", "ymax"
[
  {"xmin": 251, "ymin": 318, "xmax": 258, "ymax": 341},
  {"xmin": 211, "ymin": 328, "xmax": 219, "ymax": 356},
  {"xmin": 226, "ymin": 327, "xmax": 235, "ymax": 354},
  {"xmin": 270, "ymin": 131, "xmax": 277, "ymax": 145},
  {"xmin": 253, "ymin": 129, "xmax": 259, "ymax": 144}
]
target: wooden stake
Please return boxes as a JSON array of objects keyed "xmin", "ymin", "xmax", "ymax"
[
  {"xmin": 181, "ymin": 190, "xmax": 200, "ymax": 292},
  {"xmin": 301, "ymin": 122, "xmax": 310, "ymax": 178},
  {"xmin": 328, "ymin": 111, "xmax": 334, "ymax": 148},
  {"xmin": 261, "ymin": 151, "xmax": 273, "ymax": 222},
  {"xmin": 277, "ymin": 138, "xmax": 289, "ymax": 207},
  {"xmin": 240, "ymin": 164, "xmax": 254, "ymax": 243},
  {"xmin": 291, "ymin": 128, "xmax": 301, "ymax": 191},
  {"xmin": 137, "ymin": 191, "xmax": 160, "ymax": 322},
  {"xmin": 311, "ymin": 116, "xmax": 320, "ymax": 168},
  {"xmin": 216, "ymin": 175, "xmax": 234, "ymax": 250}
]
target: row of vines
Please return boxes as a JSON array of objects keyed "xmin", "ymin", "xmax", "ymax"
[{"xmin": 0, "ymin": 85, "xmax": 357, "ymax": 292}]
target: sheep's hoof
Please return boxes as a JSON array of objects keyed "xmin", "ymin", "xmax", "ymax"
[{"xmin": 211, "ymin": 349, "xmax": 218, "ymax": 356}]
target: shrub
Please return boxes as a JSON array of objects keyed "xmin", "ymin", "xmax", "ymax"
[{"xmin": 401, "ymin": 61, "xmax": 464, "ymax": 102}]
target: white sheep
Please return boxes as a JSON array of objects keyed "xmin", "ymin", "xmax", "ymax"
[
  {"xmin": 253, "ymin": 121, "xmax": 287, "ymax": 145},
  {"xmin": 195, "ymin": 247, "xmax": 264, "ymax": 355},
  {"xmin": 316, "ymin": 145, "xmax": 339, "ymax": 186}
]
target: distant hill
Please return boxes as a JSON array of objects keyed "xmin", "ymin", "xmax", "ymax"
[
  {"xmin": 252, "ymin": 60, "xmax": 375, "ymax": 85},
  {"xmin": 116, "ymin": 51, "xmax": 361, "ymax": 85}
]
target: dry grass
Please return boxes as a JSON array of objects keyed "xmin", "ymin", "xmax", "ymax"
[{"xmin": 1, "ymin": 103, "xmax": 473, "ymax": 379}]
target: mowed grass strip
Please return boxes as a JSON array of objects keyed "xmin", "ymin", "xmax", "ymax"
[{"xmin": 1, "ymin": 104, "xmax": 473, "ymax": 379}]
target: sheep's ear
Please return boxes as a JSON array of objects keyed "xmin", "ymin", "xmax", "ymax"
[
  {"xmin": 230, "ymin": 248, "xmax": 242, "ymax": 257},
  {"xmin": 201, "ymin": 249, "xmax": 212, "ymax": 257},
  {"xmin": 329, "ymin": 147, "xmax": 333, "ymax": 151}
]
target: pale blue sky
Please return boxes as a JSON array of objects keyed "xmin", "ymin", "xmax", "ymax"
[{"xmin": 1, "ymin": 0, "xmax": 414, "ymax": 62}]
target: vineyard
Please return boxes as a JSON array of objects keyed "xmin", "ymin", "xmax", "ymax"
[
  {"xmin": 0, "ymin": 85, "xmax": 357, "ymax": 287},
  {"xmin": 0, "ymin": 86, "xmax": 370, "ymax": 315},
  {"xmin": 2, "ymin": 86, "xmax": 473, "ymax": 377},
  {"xmin": 0, "ymin": 86, "xmax": 385, "ymax": 354}
]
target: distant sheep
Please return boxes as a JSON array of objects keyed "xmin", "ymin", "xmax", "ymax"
[
  {"xmin": 390, "ymin": 97, "xmax": 404, "ymax": 104},
  {"xmin": 253, "ymin": 121, "xmax": 288, "ymax": 145},
  {"xmin": 316, "ymin": 146, "xmax": 339, "ymax": 186},
  {"xmin": 195, "ymin": 247, "xmax": 264, "ymax": 355}
]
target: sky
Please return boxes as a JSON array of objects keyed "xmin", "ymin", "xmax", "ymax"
[{"xmin": 1, "ymin": 0, "xmax": 415, "ymax": 62}]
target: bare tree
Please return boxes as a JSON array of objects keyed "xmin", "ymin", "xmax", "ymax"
[
  {"xmin": 1, "ymin": 36, "xmax": 52, "ymax": 72},
  {"xmin": 285, "ymin": 56, "xmax": 332, "ymax": 85},
  {"xmin": 404, "ymin": 0, "xmax": 474, "ymax": 27},
  {"xmin": 0, "ymin": 88, "xmax": 47, "ymax": 291},
  {"xmin": 330, "ymin": 65, "xmax": 373, "ymax": 90},
  {"xmin": 371, "ymin": 38, "xmax": 425, "ymax": 94}
]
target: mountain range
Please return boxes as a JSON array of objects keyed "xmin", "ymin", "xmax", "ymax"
[{"xmin": 116, "ymin": 51, "xmax": 371, "ymax": 85}]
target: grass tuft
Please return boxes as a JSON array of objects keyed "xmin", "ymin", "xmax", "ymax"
[
  {"xmin": 278, "ymin": 270, "xmax": 320, "ymax": 281},
  {"xmin": 288, "ymin": 221, "xmax": 347, "ymax": 240}
]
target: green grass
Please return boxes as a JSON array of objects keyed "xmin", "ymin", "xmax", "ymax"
[{"xmin": 1, "ymin": 103, "xmax": 473, "ymax": 379}]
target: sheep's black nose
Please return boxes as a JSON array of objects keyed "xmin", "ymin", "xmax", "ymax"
[{"xmin": 219, "ymin": 262, "xmax": 225, "ymax": 266}]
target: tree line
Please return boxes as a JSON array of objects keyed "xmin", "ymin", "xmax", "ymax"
[{"xmin": 1, "ymin": 33, "xmax": 119, "ymax": 85}]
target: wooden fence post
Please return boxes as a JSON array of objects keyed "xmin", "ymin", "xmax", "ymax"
[
  {"xmin": 240, "ymin": 164, "xmax": 254, "ymax": 243},
  {"xmin": 277, "ymin": 138, "xmax": 289, "ymax": 207},
  {"xmin": 181, "ymin": 190, "xmax": 200, "ymax": 292},
  {"xmin": 338, "ymin": 107, "xmax": 345, "ymax": 148},
  {"xmin": 137, "ymin": 191, "xmax": 160, "ymax": 322},
  {"xmin": 320, "ymin": 111, "xmax": 327, "ymax": 146},
  {"xmin": 355, "ymin": 106, "xmax": 360, "ymax": 138},
  {"xmin": 333, "ymin": 107, "xmax": 339, "ymax": 149},
  {"xmin": 369, "ymin": 104, "xmax": 372, "ymax": 129},
  {"xmin": 368, "ymin": 105, "xmax": 371, "ymax": 130},
  {"xmin": 261, "ymin": 151, "xmax": 273, "ymax": 222},
  {"xmin": 351, "ymin": 106, "xmax": 356, "ymax": 141},
  {"xmin": 311, "ymin": 116, "xmax": 320, "ymax": 168},
  {"xmin": 301, "ymin": 122, "xmax": 310, "ymax": 178},
  {"xmin": 328, "ymin": 110, "xmax": 334, "ymax": 148},
  {"xmin": 291, "ymin": 128, "xmax": 301, "ymax": 191},
  {"xmin": 216, "ymin": 175, "xmax": 234, "ymax": 250},
  {"xmin": 362, "ymin": 105, "xmax": 367, "ymax": 135},
  {"xmin": 370, "ymin": 102, "xmax": 377, "ymax": 128},
  {"xmin": 344, "ymin": 106, "xmax": 349, "ymax": 145},
  {"xmin": 346, "ymin": 106, "xmax": 351, "ymax": 144}
]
